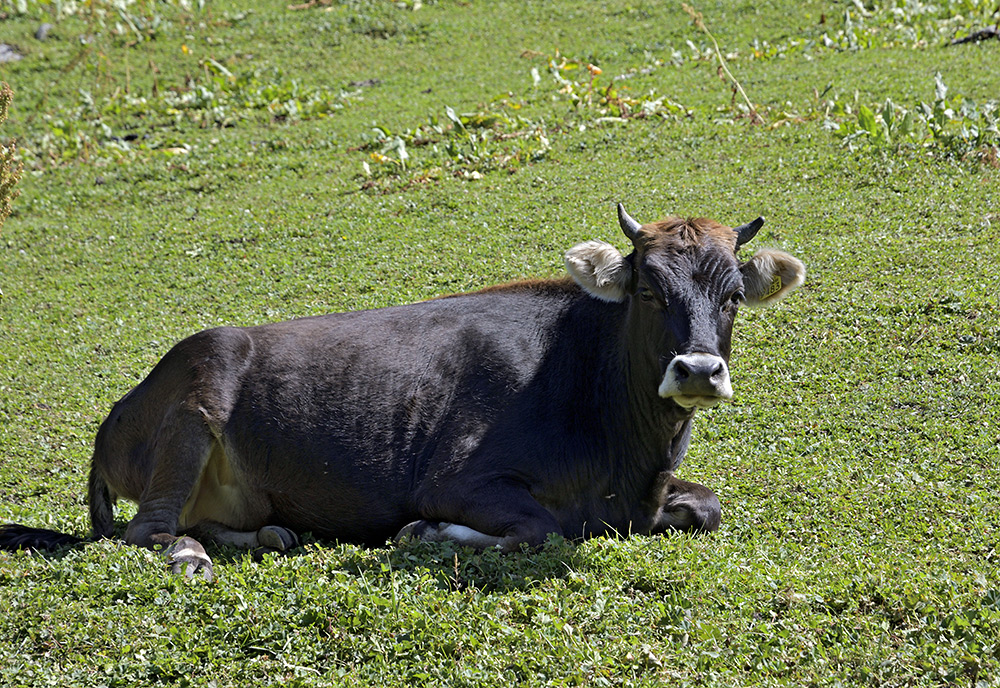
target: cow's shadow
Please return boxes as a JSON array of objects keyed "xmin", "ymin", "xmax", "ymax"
[
  {"xmin": 12, "ymin": 527, "xmax": 683, "ymax": 594},
  {"xmin": 7, "ymin": 521, "xmax": 584, "ymax": 592},
  {"xmin": 220, "ymin": 533, "xmax": 589, "ymax": 593},
  {"xmin": 356, "ymin": 536, "xmax": 586, "ymax": 593}
]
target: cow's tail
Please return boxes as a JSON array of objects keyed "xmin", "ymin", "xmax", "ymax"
[
  {"xmin": 0, "ymin": 524, "xmax": 87, "ymax": 551},
  {"xmin": 87, "ymin": 461, "xmax": 116, "ymax": 540},
  {"xmin": 0, "ymin": 462, "xmax": 114, "ymax": 553}
]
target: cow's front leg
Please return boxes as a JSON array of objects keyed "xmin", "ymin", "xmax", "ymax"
[
  {"xmin": 654, "ymin": 476, "xmax": 721, "ymax": 533},
  {"xmin": 395, "ymin": 521, "xmax": 506, "ymax": 549},
  {"xmin": 397, "ymin": 484, "xmax": 563, "ymax": 552},
  {"xmin": 186, "ymin": 521, "xmax": 299, "ymax": 551},
  {"xmin": 137, "ymin": 523, "xmax": 298, "ymax": 583}
]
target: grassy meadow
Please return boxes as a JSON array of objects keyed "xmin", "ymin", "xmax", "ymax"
[{"xmin": 1, "ymin": 0, "xmax": 999, "ymax": 685}]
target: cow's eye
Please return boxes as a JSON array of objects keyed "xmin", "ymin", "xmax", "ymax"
[
  {"xmin": 637, "ymin": 289, "xmax": 655, "ymax": 303},
  {"xmin": 724, "ymin": 291, "xmax": 745, "ymax": 311}
]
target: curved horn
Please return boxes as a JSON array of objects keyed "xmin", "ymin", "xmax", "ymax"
[
  {"xmin": 617, "ymin": 203, "xmax": 642, "ymax": 242},
  {"xmin": 734, "ymin": 216, "xmax": 764, "ymax": 248}
]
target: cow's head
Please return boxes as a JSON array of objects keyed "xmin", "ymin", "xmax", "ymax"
[{"xmin": 565, "ymin": 204, "xmax": 805, "ymax": 410}]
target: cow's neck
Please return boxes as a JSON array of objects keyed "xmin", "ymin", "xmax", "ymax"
[{"xmin": 610, "ymin": 303, "xmax": 697, "ymax": 484}]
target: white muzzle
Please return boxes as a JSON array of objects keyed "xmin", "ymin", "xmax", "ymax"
[{"xmin": 658, "ymin": 353, "xmax": 733, "ymax": 409}]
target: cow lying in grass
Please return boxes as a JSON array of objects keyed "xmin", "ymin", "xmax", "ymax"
[{"xmin": 0, "ymin": 204, "xmax": 805, "ymax": 580}]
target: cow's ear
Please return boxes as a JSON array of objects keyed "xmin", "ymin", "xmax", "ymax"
[
  {"xmin": 740, "ymin": 249, "xmax": 805, "ymax": 307},
  {"xmin": 565, "ymin": 240, "xmax": 633, "ymax": 303}
]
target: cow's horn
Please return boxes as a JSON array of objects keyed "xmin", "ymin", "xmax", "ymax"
[
  {"xmin": 617, "ymin": 203, "xmax": 642, "ymax": 242},
  {"xmin": 734, "ymin": 216, "xmax": 764, "ymax": 248}
]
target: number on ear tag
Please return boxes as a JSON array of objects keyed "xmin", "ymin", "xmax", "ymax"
[{"xmin": 763, "ymin": 275, "xmax": 782, "ymax": 298}]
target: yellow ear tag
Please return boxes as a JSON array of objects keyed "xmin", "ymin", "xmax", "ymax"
[{"xmin": 763, "ymin": 275, "xmax": 782, "ymax": 298}]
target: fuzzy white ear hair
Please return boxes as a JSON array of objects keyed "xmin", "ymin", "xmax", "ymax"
[
  {"xmin": 741, "ymin": 248, "xmax": 806, "ymax": 307},
  {"xmin": 565, "ymin": 240, "xmax": 632, "ymax": 303}
]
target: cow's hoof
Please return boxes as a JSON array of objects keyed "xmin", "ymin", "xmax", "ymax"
[
  {"xmin": 394, "ymin": 520, "xmax": 437, "ymax": 544},
  {"xmin": 257, "ymin": 525, "xmax": 298, "ymax": 551},
  {"xmin": 164, "ymin": 536, "xmax": 214, "ymax": 582}
]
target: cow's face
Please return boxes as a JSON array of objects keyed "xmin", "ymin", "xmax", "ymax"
[{"xmin": 566, "ymin": 205, "xmax": 805, "ymax": 409}]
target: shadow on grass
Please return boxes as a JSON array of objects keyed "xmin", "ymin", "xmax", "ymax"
[
  {"xmin": 150, "ymin": 524, "xmax": 703, "ymax": 594},
  {"xmin": 4, "ymin": 520, "xmax": 691, "ymax": 596},
  {"xmin": 242, "ymin": 532, "xmax": 590, "ymax": 593},
  {"xmin": 0, "ymin": 520, "xmax": 583, "ymax": 592}
]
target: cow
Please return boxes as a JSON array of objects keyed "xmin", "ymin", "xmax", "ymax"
[{"xmin": 0, "ymin": 204, "xmax": 805, "ymax": 580}]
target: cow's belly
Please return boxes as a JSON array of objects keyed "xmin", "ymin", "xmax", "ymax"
[
  {"xmin": 267, "ymin": 481, "xmax": 413, "ymax": 545},
  {"xmin": 205, "ymin": 434, "xmax": 417, "ymax": 544}
]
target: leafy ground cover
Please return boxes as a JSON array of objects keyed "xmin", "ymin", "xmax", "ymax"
[{"xmin": 1, "ymin": 0, "xmax": 999, "ymax": 685}]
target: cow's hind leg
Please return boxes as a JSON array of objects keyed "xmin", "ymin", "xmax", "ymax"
[
  {"xmin": 186, "ymin": 521, "xmax": 299, "ymax": 551},
  {"xmin": 115, "ymin": 410, "xmax": 223, "ymax": 580},
  {"xmin": 94, "ymin": 327, "xmax": 256, "ymax": 580},
  {"xmin": 655, "ymin": 476, "xmax": 721, "ymax": 533}
]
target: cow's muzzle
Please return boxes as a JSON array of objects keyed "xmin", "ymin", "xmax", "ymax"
[{"xmin": 658, "ymin": 353, "xmax": 733, "ymax": 409}]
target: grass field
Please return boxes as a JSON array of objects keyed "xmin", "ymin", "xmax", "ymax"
[{"xmin": 1, "ymin": 0, "xmax": 999, "ymax": 685}]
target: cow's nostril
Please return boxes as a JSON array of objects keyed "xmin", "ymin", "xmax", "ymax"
[
  {"xmin": 659, "ymin": 353, "xmax": 733, "ymax": 403},
  {"xmin": 673, "ymin": 355, "xmax": 721, "ymax": 381}
]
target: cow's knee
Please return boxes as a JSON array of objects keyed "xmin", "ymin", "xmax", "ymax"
[
  {"xmin": 686, "ymin": 488, "xmax": 721, "ymax": 532},
  {"xmin": 658, "ymin": 478, "xmax": 721, "ymax": 533}
]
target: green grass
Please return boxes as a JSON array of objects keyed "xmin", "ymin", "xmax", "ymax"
[{"xmin": 1, "ymin": 0, "xmax": 999, "ymax": 685}]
